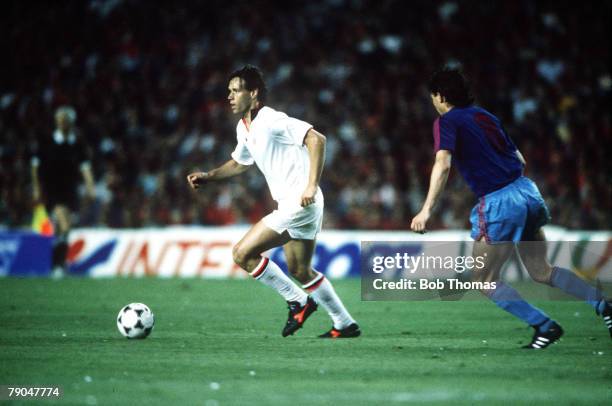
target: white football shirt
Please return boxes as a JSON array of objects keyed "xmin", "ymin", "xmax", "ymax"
[{"xmin": 230, "ymin": 106, "xmax": 318, "ymax": 203}]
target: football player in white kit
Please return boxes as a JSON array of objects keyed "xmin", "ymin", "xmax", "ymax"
[{"xmin": 187, "ymin": 66, "xmax": 360, "ymax": 338}]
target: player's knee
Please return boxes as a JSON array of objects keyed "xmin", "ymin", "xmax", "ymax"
[
  {"xmin": 232, "ymin": 244, "xmax": 249, "ymax": 268},
  {"xmin": 471, "ymin": 269, "xmax": 487, "ymax": 283},
  {"xmin": 528, "ymin": 267, "xmax": 553, "ymax": 285}
]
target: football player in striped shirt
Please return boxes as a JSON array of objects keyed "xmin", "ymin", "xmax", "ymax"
[{"xmin": 411, "ymin": 68, "xmax": 611, "ymax": 348}]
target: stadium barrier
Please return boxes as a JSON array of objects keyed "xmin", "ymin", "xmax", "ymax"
[
  {"xmin": 0, "ymin": 231, "xmax": 52, "ymax": 276},
  {"xmin": 1, "ymin": 226, "xmax": 610, "ymax": 280}
]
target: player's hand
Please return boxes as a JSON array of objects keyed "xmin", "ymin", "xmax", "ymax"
[
  {"xmin": 300, "ymin": 185, "xmax": 318, "ymax": 207},
  {"xmin": 187, "ymin": 172, "xmax": 211, "ymax": 189},
  {"xmin": 410, "ymin": 209, "xmax": 430, "ymax": 234}
]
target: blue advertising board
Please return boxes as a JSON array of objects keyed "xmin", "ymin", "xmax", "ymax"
[{"xmin": 0, "ymin": 232, "xmax": 52, "ymax": 276}]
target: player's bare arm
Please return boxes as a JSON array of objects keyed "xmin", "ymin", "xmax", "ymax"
[
  {"xmin": 410, "ymin": 149, "xmax": 452, "ymax": 233},
  {"xmin": 301, "ymin": 128, "xmax": 326, "ymax": 207},
  {"xmin": 187, "ymin": 159, "xmax": 249, "ymax": 189},
  {"xmin": 515, "ymin": 149, "xmax": 526, "ymax": 166}
]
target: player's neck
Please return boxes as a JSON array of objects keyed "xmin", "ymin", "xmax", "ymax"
[
  {"xmin": 440, "ymin": 104, "xmax": 454, "ymax": 115},
  {"xmin": 242, "ymin": 103, "xmax": 263, "ymax": 125}
]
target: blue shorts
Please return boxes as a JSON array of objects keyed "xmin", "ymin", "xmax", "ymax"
[{"xmin": 470, "ymin": 176, "xmax": 551, "ymax": 243}]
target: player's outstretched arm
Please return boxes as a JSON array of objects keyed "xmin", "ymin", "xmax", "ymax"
[
  {"xmin": 301, "ymin": 128, "xmax": 326, "ymax": 207},
  {"xmin": 187, "ymin": 159, "xmax": 250, "ymax": 189},
  {"xmin": 411, "ymin": 149, "xmax": 452, "ymax": 233}
]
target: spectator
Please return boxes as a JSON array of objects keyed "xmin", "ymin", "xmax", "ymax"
[{"xmin": 1, "ymin": 0, "xmax": 609, "ymax": 231}]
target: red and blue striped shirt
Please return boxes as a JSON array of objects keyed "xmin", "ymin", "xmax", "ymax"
[{"xmin": 433, "ymin": 106, "xmax": 523, "ymax": 197}]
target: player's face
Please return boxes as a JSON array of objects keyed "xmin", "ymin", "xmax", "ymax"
[
  {"xmin": 227, "ymin": 77, "xmax": 253, "ymax": 115},
  {"xmin": 431, "ymin": 93, "xmax": 445, "ymax": 115}
]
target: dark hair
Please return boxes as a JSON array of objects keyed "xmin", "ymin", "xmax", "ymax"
[
  {"xmin": 428, "ymin": 68, "xmax": 474, "ymax": 107},
  {"xmin": 228, "ymin": 65, "xmax": 267, "ymax": 103}
]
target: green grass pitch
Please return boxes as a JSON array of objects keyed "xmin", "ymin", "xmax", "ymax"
[{"xmin": 1, "ymin": 278, "xmax": 610, "ymax": 405}]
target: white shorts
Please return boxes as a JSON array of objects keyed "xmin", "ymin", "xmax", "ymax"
[{"xmin": 262, "ymin": 190, "xmax": 324, "ymax": 240}]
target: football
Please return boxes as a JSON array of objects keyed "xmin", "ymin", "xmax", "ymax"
[{"xmin": 116, "ymin": 303, "xmax": 155, "ymax": 339}]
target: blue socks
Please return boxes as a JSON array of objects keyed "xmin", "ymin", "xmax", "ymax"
[
  {"xmin": 485, "ymin": 267, "xmax": 605, "ymax": 333},
  {"xmin": 550, "ymin": 266, "xmax": 602, "ymax": 310},
  {"xmin": 488, "ymin": 282, "xmax": 550, "ymax": 330},
  {"xmin": 537, "ymin": 318, "xmax": 556, "ymax": 332}
]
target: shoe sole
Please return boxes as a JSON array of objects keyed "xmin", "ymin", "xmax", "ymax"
[
  {"xmin": 319, "ymin": 325, "xmax": 361, "ymax": 339},
  {"xmin": 522, "ymin": 328, "xmax": 564, "ymax": 349}
]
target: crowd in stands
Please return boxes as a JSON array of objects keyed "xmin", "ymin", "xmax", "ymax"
[{"xmin": 1, "ymin": 0, "xmax": 610, "ymax": 230}]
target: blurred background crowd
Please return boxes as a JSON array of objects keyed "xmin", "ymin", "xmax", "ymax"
[{"xmin": 1, "ymin": 0, "xmax": 610, "ymax": 231}]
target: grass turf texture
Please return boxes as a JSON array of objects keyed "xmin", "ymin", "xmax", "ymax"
[{"xmin": 1, "ymin": 278, "xmax": 610, "ymax": 405}]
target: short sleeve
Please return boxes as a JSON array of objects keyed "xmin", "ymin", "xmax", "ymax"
[
  {"xmin": 230, "ymin": 136, "xmax": 254, "ymax": 166},
  {"xmin": 433, "ymin": 116, "xmax": 456, "ymax": 153},
  {"xmin": 272, "ymin": 116, "xmax": 313, "ymax": 145}
]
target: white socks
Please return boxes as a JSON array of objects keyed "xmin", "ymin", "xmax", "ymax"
[
  {"xmin": 251, "ymin": 259, "xmax": 356, "ymax": 330},
  {"xmin": 303, "ymin": 271, "xmax": 356, "ymax": 330},
  {"xmin": 250, "ymin": 257, "xmax": 307, "ymax": 305}
]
